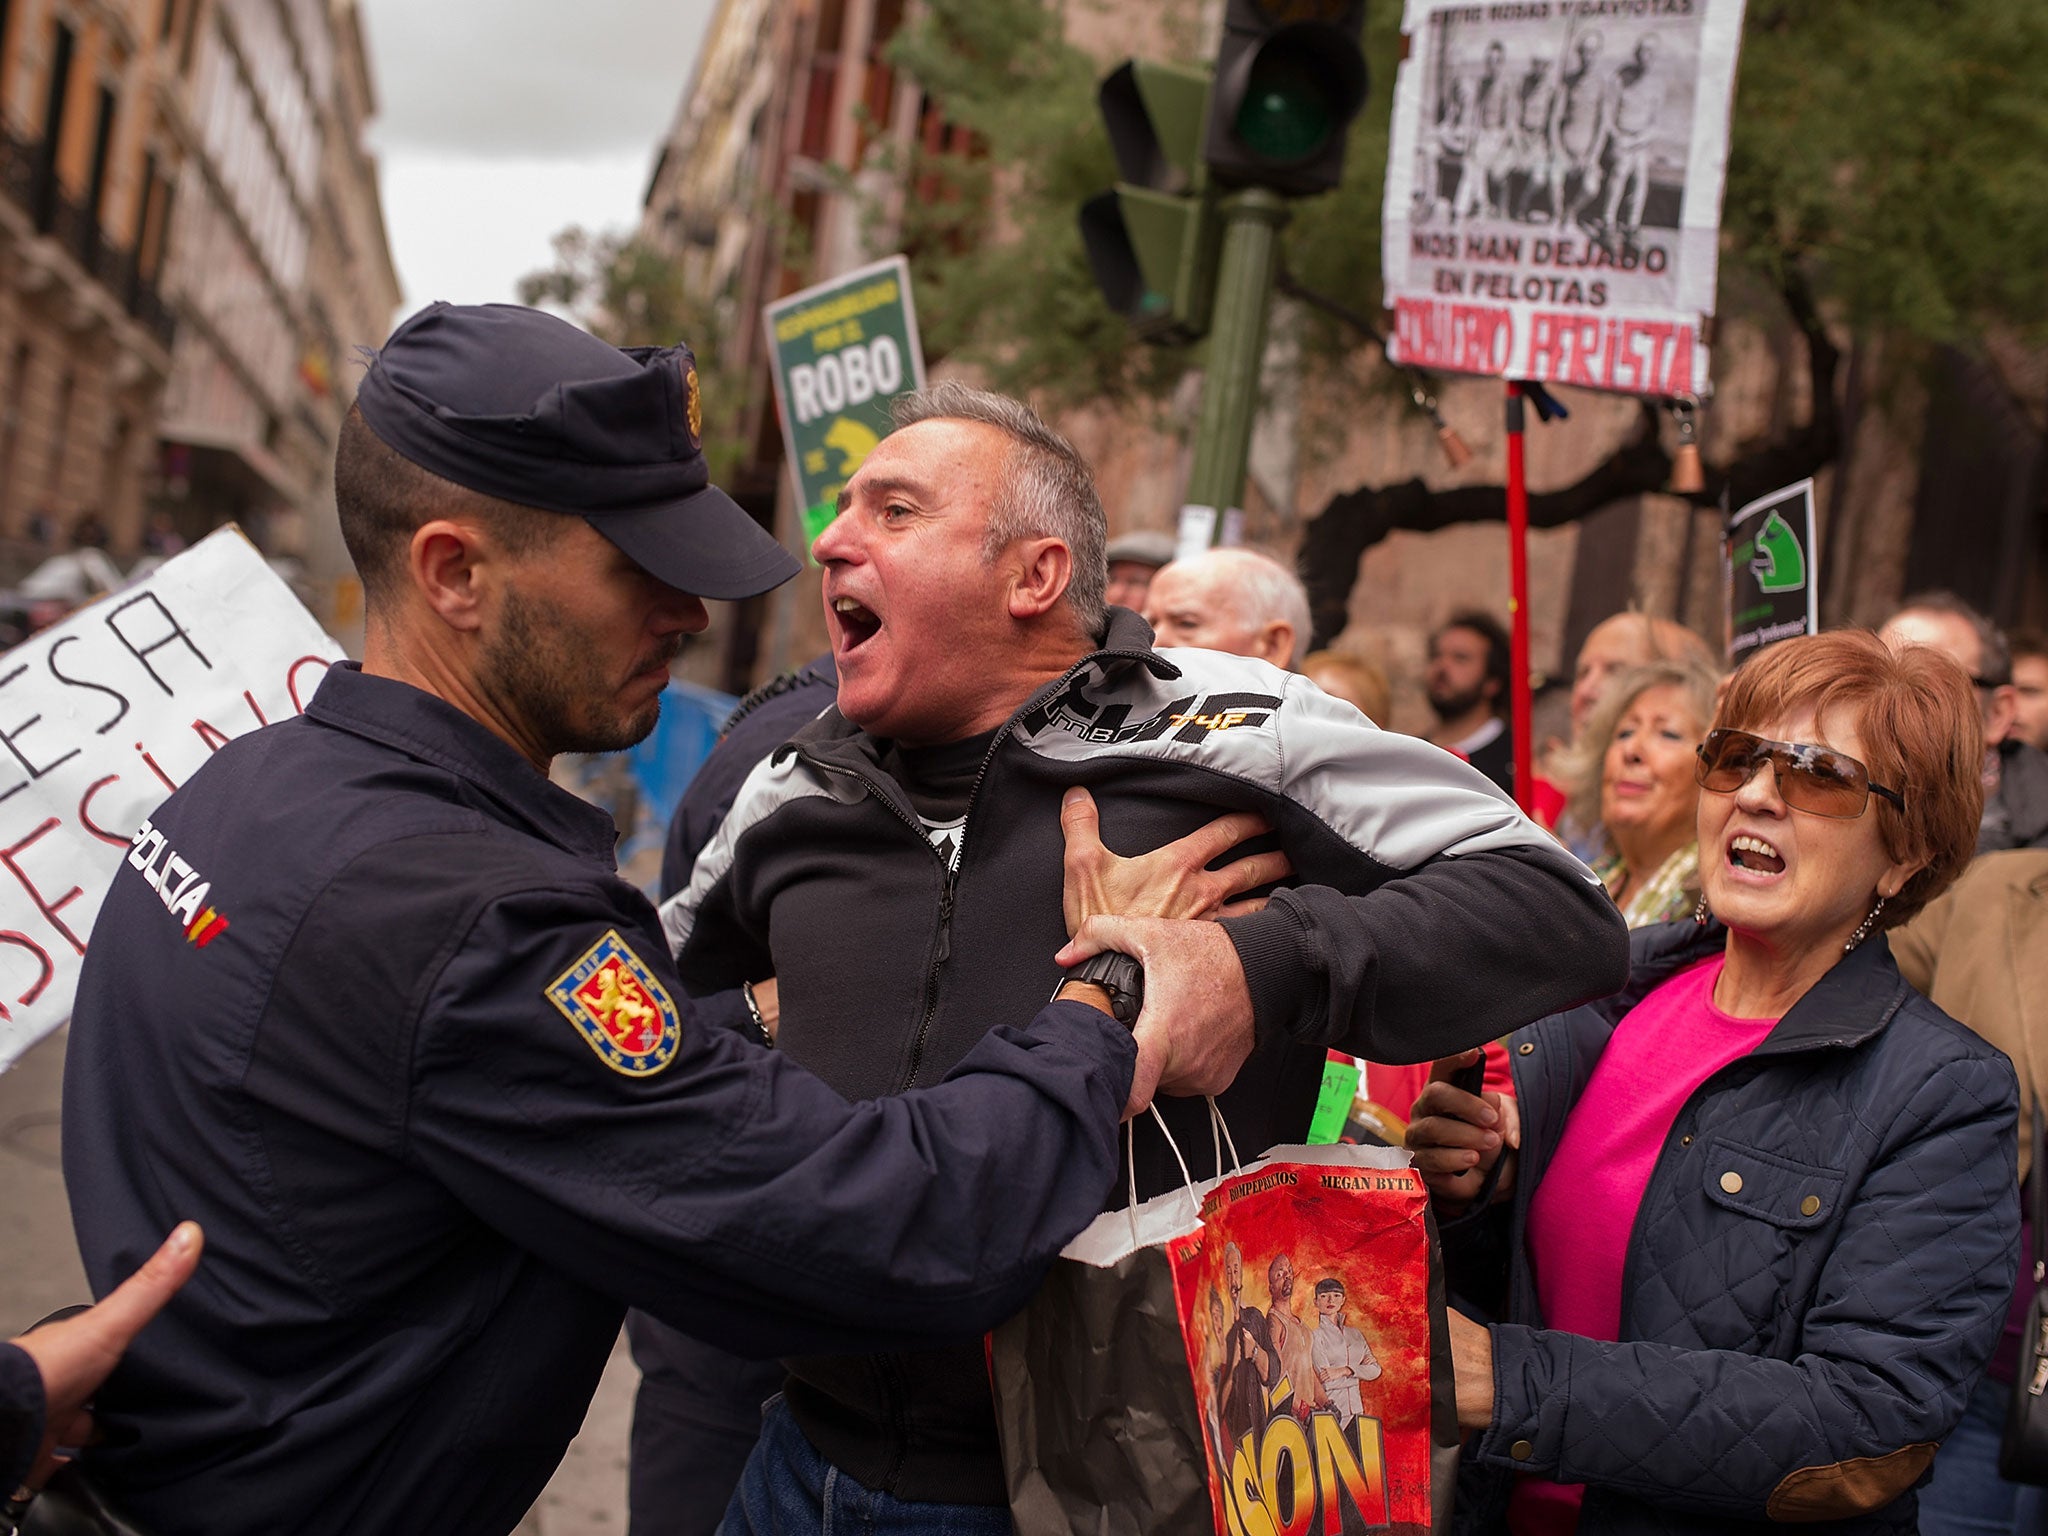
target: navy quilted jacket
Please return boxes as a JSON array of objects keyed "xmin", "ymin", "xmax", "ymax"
[{"xmin": 1442, "ymin": 921, "xmax": 2020, "ymax": 1533}]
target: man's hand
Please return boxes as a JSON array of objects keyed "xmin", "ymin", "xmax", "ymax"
[
  {"xmin": 1448, "ymin": 1309, "xmax": 1496, "ymax": 1432},
  {"xmin": 1060, "ymin": 787, "xmax": 1290, "ymax": 937},
  {"xmin": 1058, "ymin": 914, "xmax": 1258, "ymax": 1117},
  {"xmin": 12, "ymin": 1222, "xmax": 202, "ymax": 1492},
  {"xmin": 1405, "ymin": 1050, "xmax": 1520, "ymax": 1212}
]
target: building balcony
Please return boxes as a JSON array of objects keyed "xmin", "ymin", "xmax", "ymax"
[{"xmin": 0, "ymin": 125, "xmax": 176, "ymax": 352}]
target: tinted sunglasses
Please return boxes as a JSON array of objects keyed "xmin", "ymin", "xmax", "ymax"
[{"xmin": 1694, "ymin": 728, "xmax": 1906, "ymax": 820}]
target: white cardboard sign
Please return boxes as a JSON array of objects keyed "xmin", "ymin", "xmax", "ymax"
[
  {"xmin": 0, "ymin": 527, "xmax": 345, "ymax": 1069},
  {"xmin": 1381, "ymin": 0, "xmax": 1748, "ymax": 395}
]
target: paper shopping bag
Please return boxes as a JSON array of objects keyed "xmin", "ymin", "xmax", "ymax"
[{"xmin": 990, "ymin": 1138, "xmax": 1453, "ymax": 1535}]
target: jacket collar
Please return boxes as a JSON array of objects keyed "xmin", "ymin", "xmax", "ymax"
[
  {"xmin": 782, "ymin": 605, "xmax": 1181, "ymax": 773},
  {"xmin": 1601, "ymin": 917, "xmax": 1915, "ymax": 1056},
  {"xmin": 305, "ymin": 662, "xmax": 620, "ymax": 866}
]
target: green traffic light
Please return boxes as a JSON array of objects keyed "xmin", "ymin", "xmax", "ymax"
[{"xmin": 1233, "ymin": 53, "xmax": 1336, "ymax": 161}]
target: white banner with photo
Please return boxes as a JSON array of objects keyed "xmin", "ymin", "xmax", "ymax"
[
  {"xmin": 1382, "ymin": 0, "xmax": 1747, "ymax": 396},
  {"xmin": 0, "ymin": 527, "xmax": 345, "ymax": 1070}
]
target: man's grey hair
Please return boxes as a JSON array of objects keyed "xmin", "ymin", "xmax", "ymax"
[
  {"xmin": 891, "ymin": 382, "xmax": 1107, "ymax": 638},
  {"xmin": 1168, "ymin": 546, "xmax": 1313, "ymax": 667},
  {"xmin": 1891, "ymin": 590, "xmax": 2011, "ymax": 687}
]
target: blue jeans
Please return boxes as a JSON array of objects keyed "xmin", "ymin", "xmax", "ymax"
[
  {"xmin": 716, "ymin": 1398, "xmax": 1013, "ymax": 1536},
  {"xmin": 625, "ymin": 1311, "xmax": 785, "ymax": 1536},
  {"xmin": 1921, "ymin": 1370, "xmax": 2048, "ymax": 1535}
]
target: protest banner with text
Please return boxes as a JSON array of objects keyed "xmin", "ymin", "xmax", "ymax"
[
  {"xmin": 0, "ymin": 528, "xmax": 345, "ymax": 1070},
  {"xmin": 764, "ymin": 255, "xmax": 927, "ymax": 556},
  {"xmin": 1382, "ymin": 0, "xmax": 1747, "ymax": 395}
]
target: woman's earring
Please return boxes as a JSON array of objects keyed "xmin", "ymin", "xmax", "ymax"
[
  {"xmin": 1693, "ymin": 892, "xmax": 1711, "ymax": 926},
  {"xmin": 1844, "ymin": 896, "xmax": 1886, "ymax": 953}
]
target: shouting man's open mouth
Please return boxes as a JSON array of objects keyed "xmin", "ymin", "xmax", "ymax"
[{"xmin": 830, "ymin": 594, "xmax": 883, "ymax": 654}]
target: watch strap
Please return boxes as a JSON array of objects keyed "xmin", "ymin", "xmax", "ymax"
[{"xmin": 1059, "ymin": 948, "xmax": 1144, "ymax": 1025}]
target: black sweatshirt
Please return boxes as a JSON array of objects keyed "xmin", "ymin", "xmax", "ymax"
[{"xmin": 667, "ymin": 610, "xmax": 1629, "ymax": 1503}]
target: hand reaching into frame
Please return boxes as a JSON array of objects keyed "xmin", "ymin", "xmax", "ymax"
[
  {"xmin": 11, "ymin": 1221, "xmax": 203, "ymax": 1494},
  {"xmin": 1059, "ymin": 786, "xmax": 1290, "ymax": 936}
]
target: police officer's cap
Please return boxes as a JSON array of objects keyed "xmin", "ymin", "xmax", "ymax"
[{"xmin": 355, "ymin": 302, "xmax": 800, "ymax": 600}]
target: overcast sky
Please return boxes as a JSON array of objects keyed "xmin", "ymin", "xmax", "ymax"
[{"xmin": 356, "ymin": 0, "xmax": 717, "ymax": 318}]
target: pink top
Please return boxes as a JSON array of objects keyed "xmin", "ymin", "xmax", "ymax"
[{"xmin": 1507, "ymin": 956, "xmax": 1777, "ymax": 1536}]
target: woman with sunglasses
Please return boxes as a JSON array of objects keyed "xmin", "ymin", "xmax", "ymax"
[{"xmin": 1408, "ymin": 630, "xmax": 2019, "ymax": 1535}]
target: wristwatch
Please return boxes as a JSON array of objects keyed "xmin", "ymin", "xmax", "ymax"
[{"xmin": 1058, "ymin": 949, "xmax": 1145, "ymax": 1026}]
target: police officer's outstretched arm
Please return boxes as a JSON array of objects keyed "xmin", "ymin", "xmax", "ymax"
[{"xmin": 406, "ymin": 885, "xmax": 1135, "ymax": 1361}]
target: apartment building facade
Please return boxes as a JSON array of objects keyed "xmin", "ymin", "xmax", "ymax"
[
  {"xmin": 0, "ymin": 0, "xmax": 186, "ymax": 572},
  {"xmin": 153, "ymin": 0, "xmax": 398, "ymax": 631}
]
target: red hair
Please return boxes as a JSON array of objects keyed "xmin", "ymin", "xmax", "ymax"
[{"xmin": 1714, "ymin": 630, "xmax": 1982, "ymax": 928}]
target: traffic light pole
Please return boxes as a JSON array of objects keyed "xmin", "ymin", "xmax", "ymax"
[{"xmin": 1182, "ymin": 187, "xmax": 1289, "ymax": 531}]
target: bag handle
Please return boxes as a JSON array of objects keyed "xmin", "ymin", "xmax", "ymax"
[
  {"xmin": 1209, "ymin": 1096, "xmax": 1243, "ymax": 1178},
  {"xmin": 1119, "ymin": 1099, "xmax": 1248, "ymax": 1248},
  {"xmin": 1126, "ymin": 1104, "xmax": 1201, "ymax": 1247}
]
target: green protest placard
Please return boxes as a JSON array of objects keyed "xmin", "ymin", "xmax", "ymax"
[
  {"xmin": 1306, "ymin": 1052, "xmax": 1364, "ymax": 1146},
  {"xmin": 1725, "ymin": 478, "xmax": 1818, "ymax": 665},
  {"xmin": 763, "ymin": 255, "xmax": 927, "ymax": 558}
]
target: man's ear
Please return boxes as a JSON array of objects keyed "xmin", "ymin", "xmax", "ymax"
[
  {"xmin": 1007, "ymin": 537, "xmax": 1073, "ymax": 621},
  {"xmin": 407, "ymin": 519, "xmax": 493, "ymax": 634},
  {"xmin": 1254, "ymin": 621, "xmax": 1297, "ymax": 670},
  {"xmin": 1987, "ymin": 683, "xmax": 2020, "ymax": 747}
]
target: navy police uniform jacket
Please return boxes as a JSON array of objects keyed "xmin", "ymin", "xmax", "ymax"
[{"xmin": 60, "ymin": 663, "xmax": 1136, "ymax": 1536}]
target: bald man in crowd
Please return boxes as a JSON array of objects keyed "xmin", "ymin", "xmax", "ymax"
[
  {"xmin": 1142, "ymin": 546, "xmax": 1311, "ymax": 669},
  {"xmin": 1567, "ymin": 611, "xmax": 1718, "ymax": 740},
  {"xmin": 1544, "ymin": 611, "xmax": 1717, "ymax": 852}
]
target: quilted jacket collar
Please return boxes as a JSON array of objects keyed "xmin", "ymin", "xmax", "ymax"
[{"xmin": 1602, "ymin": 919, "xmax": 1915, "ymax": 1058}]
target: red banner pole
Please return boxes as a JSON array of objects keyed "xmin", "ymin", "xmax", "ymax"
[{"xmin": 1504, "ymin": 380, "xmax": 1534, "ymax": 815}]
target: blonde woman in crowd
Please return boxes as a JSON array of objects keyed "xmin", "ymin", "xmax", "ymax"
[{"xmin": 1560, "ymin": 659, "xmax": 1720, "ymax": 927}]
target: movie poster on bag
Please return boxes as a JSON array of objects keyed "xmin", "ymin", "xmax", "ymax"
[
  {"xmin": 1382, "ymin": 0, "xmax": 1748, "ymax": 397},
  {"xmin": 1168, "ymin": 1161, "xmax": 1437, "ymax": 1535}
]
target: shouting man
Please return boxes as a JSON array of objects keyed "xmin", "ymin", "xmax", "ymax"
[{"xmin": 666, "ymin": 383, "xmax": 1626, "ymax": 1534}]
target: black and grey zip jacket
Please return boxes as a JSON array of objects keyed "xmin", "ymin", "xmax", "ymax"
[{"xmin": 661, "ymin": 607, "xmax": 1629, "ymax": 1504}]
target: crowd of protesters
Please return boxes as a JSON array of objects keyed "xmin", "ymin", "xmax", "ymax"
[{"xmin": 7, "ymin": 305, "xmax": 2043, "ymax": 1536}]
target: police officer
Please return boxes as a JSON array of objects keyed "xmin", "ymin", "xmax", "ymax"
[{"xmin": 60, "ymin": 303, "xmax": 1268, "ymax": 1536}]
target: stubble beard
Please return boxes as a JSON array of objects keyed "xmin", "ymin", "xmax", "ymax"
[
  {"xmin": 1427, "ymin": 681, "xmax": 1487, "ymax": 722},
  {"xmin": 486, "ymin": 584, "xmax": 669, "ymax": 758}
]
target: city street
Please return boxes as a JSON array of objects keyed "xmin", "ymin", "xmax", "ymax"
[
  {"xmin": 1, "ymin": 1029, "xmax": 638, "ymax": 1535},
  {"xmin": 0, "ymin": 0, "xmax": 2042, "ymax": 1530}
]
